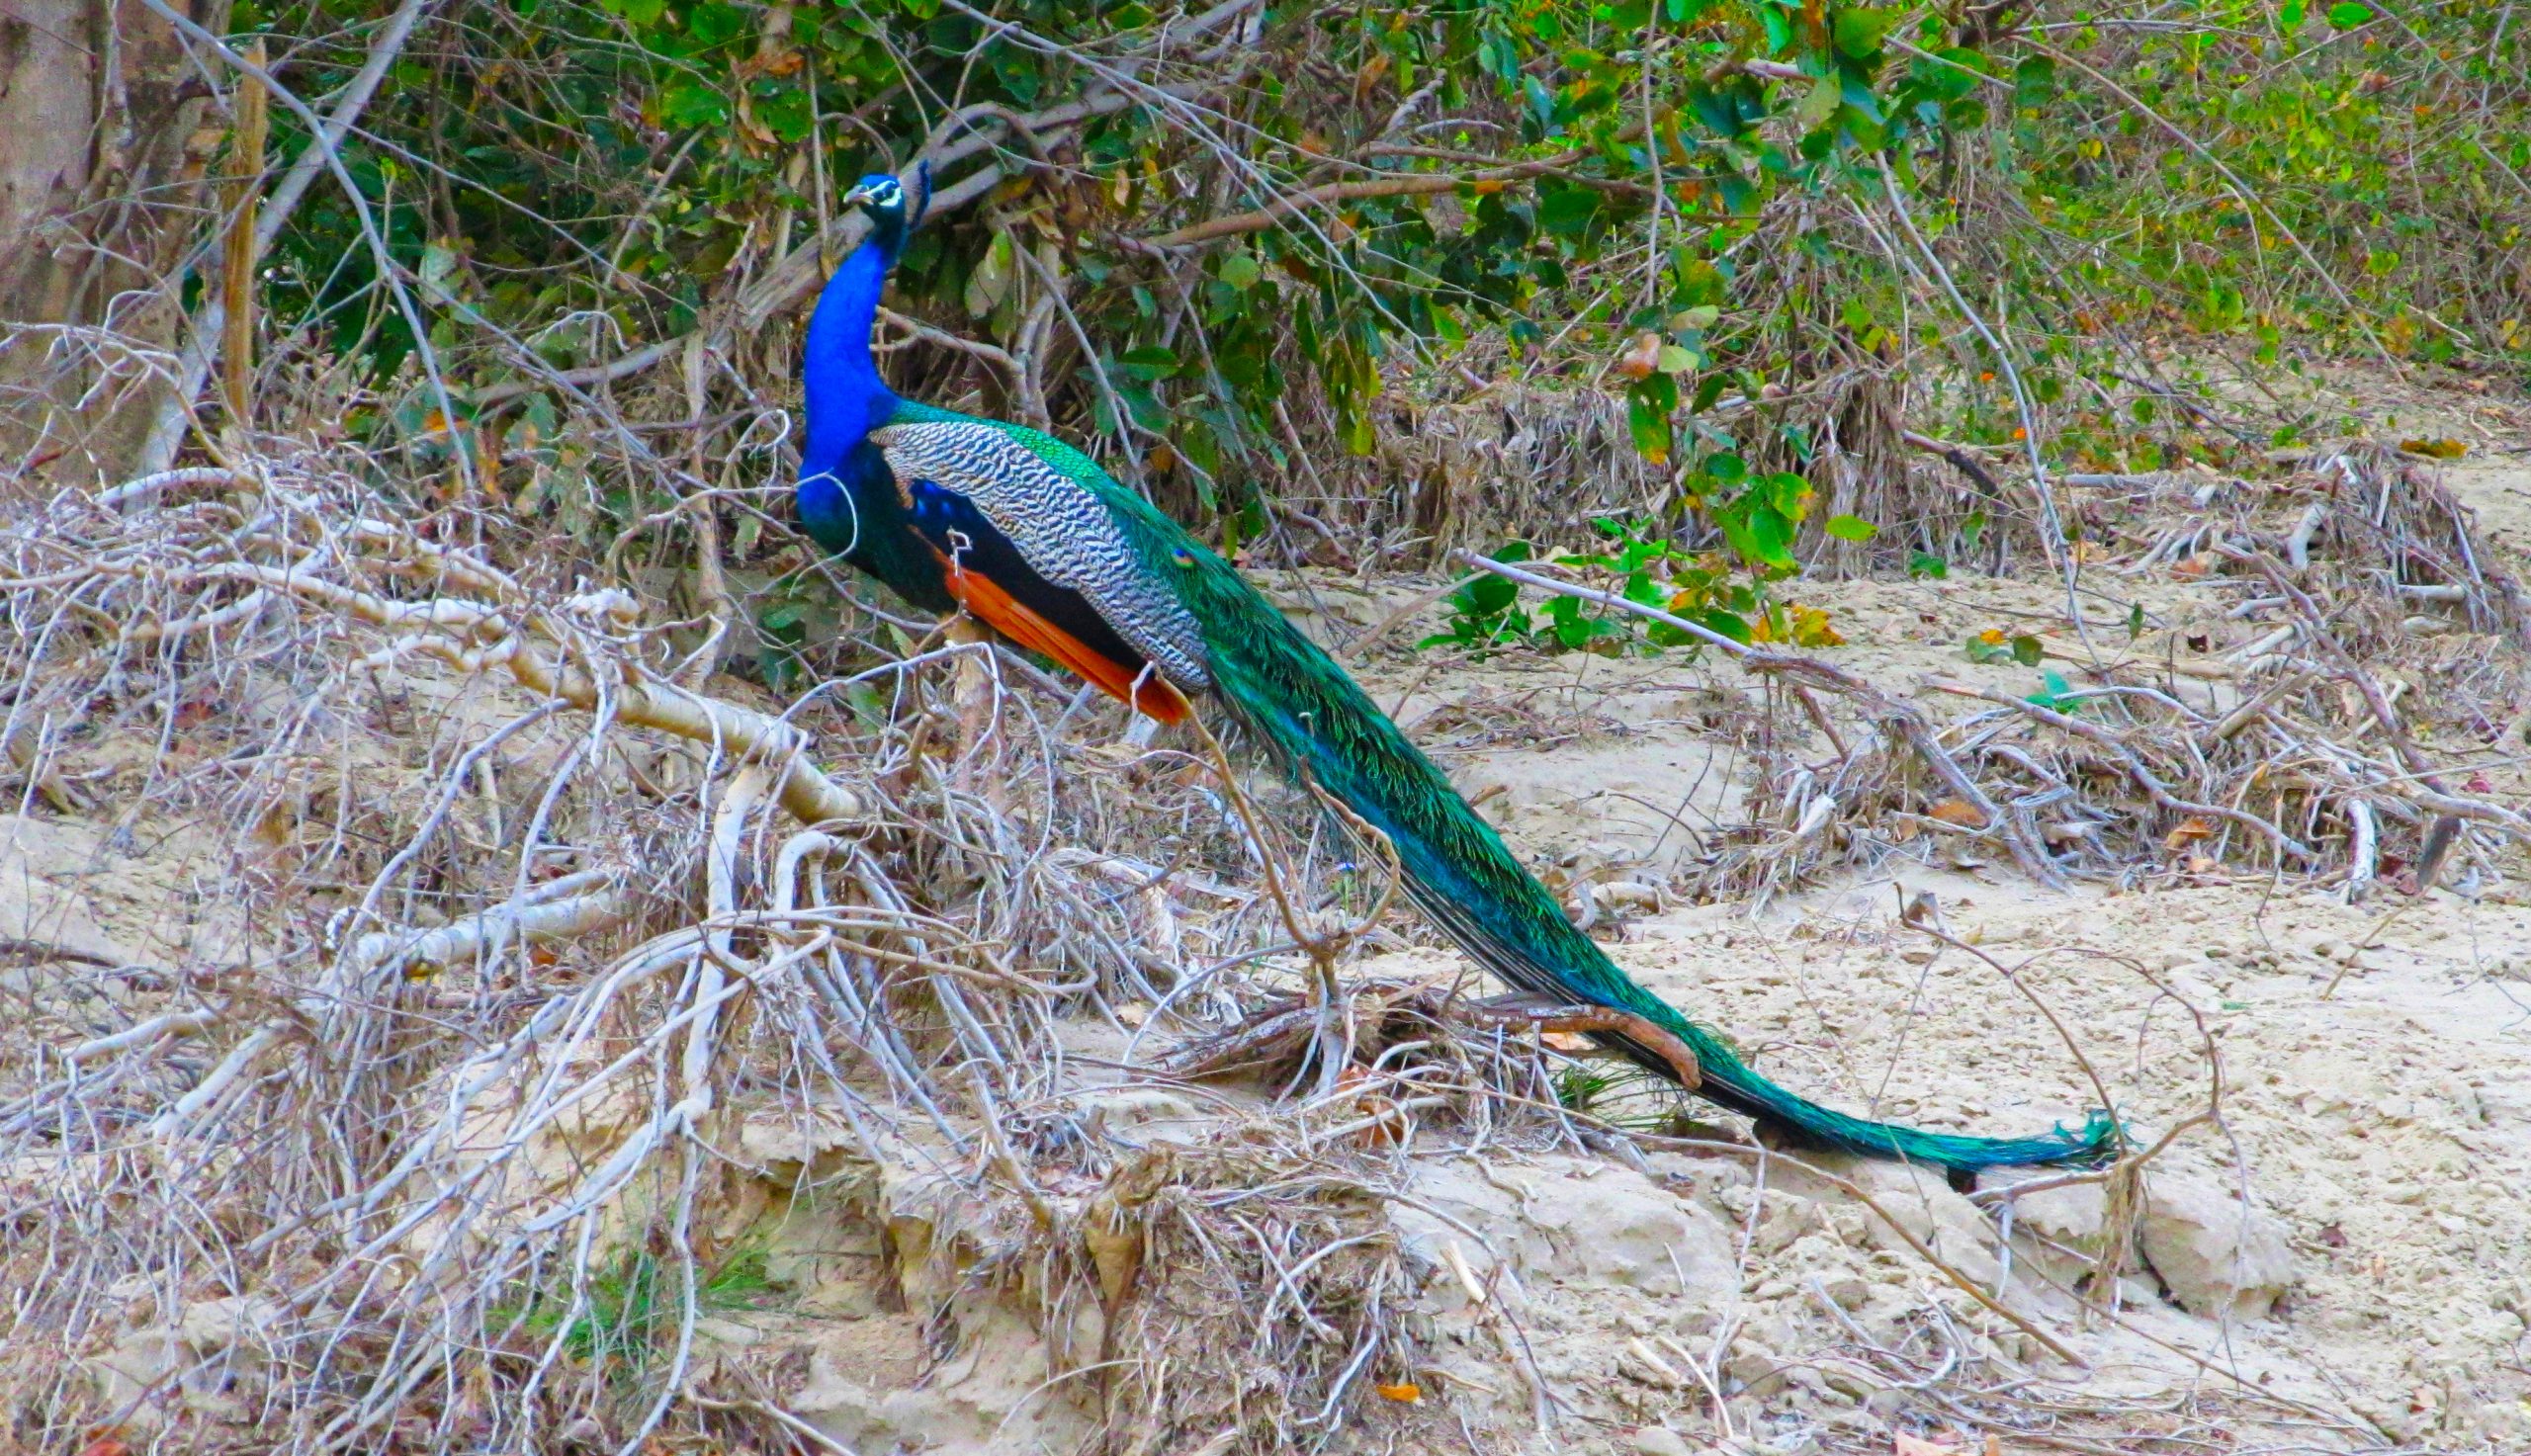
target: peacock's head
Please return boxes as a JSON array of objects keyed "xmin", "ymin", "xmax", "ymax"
[{"xmin": 841, "ymin": 165, "xmax": 929, "ymax": 255}]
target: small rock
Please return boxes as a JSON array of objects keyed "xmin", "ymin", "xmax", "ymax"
[
  {"xmin": 1618, "ymin": 1340, "xmax": 1687, "ymax": 1390},
  {"xmin": 1834, "ymin": 1159, "xmax": 2003, "ymax": 1289},
  {"xmin": 1518, "ymin": 1164, "xmax": 1739, "ymax": 1297},
  {"xmin": 1632, "ymin": 1425, "xmax": 1696, "ymax": 1456},
  {"xmin": 2138, "ymin": 1174, "xmax": 2296, "ymax": 1322},
  {"xmin": 1595, "ymin": 879, "xmax": 1666, "ymax": 912},
  {"xmin": 2006, "ymin": 1178, "xmax": 2107, "ymax": 1249},
  {"xmin": 1726, "ymin": 1340, "xmax": 1789, "ymax": 1398},
  {"xmin": 1071, "ymin": 1085, "xmax": 1202, "ymax": 1140},
  {"xmin": 1996, "ymin": 1176, "xmax": 2112, "ymax": 1286},
  {"xmin": 176, "ymin": 1294, "xmax": 284, "ymax": 1352}
]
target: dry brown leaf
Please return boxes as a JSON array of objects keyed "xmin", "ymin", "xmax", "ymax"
[
  {"xmin": 1375, "ymin": 1381, "xmax": 1422, "ymax": 1404},
  {"xmin": 1893, "ymin": 1435, "xmax": 1964, "ymax": 1456},
  {"xmin": 1539, "ymin": 1030, "xmax": 1596, "ymax": 1052},
  {"xmin": 1615, "ymin": 331, "xmax": 1663, "ymax": 380},
  {"xmin": 2162, "ymin": 815, "xmax": 2214, "ymax": 850},
  {"xmin": 1928, "ymin": 799, "xmax": 1988, "ymax": 827}
]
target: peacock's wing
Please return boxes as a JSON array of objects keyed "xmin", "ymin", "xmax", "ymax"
[{"xmin": 868, "ymin": 413, "xmax": 1211, "ymax": 718}]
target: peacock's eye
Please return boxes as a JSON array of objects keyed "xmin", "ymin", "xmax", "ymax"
[{"xmin": 1171, "ymin": 548, "xmax": 1196, "ymax": 568}]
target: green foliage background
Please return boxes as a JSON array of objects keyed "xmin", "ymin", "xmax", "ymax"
[{"xmin": 227, "ymin": 0, "xmax": 2527, "ymax": 612}]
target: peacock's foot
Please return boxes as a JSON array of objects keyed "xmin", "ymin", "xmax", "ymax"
[{"xmin": 1457, "ymin": 991, "xmax": 1703, "ymax": 1090}]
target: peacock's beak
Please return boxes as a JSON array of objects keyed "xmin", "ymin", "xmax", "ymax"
[{"xmin": 840, "ymin": 182, "xmax": 877, "ymax": 210}]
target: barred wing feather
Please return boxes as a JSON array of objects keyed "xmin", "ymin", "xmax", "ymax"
[{"xmin": 868, "ymin": 416, "xmax": 1210, "ymax": 693}]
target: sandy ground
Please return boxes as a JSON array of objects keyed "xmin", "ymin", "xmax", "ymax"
[{"xmin": 1271, "ymin": 448, "xmax": 2531, "ymax": 1451}]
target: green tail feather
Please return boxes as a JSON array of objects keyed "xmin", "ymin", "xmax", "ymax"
[{"xmin": 1083, "ymin": 481, "xmax": 2117, "ymax": 1174}]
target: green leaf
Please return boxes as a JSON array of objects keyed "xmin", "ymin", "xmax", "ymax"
[
  {"xmin": 2325, "ymin": 0, "xmax": 2371, "ymax": 24},
  {"xmin": 964, "ymin": 231, "xmax": 1017, "ymax": 318},
  {"xmin": 2012, "ymin": 54, "xmax": 2055, "ymax": 107},
  {"xmin": 1701, "ymin": 608, "xmax": 1753, "ymax": 644},
  {"xmin": 1760, "ymin": 5, "xmax": 1792, "ymax": 53},
  {"xmin": 1538, "ymin": 186, "xmax": 1600, "ymax": 238},
  {"xmin": 687, "ymin": 1, "xmax": 745, "ymax": 43},
  {"xmin": 1655, "ymin": 344, "xmax": 1695, "ymax": 374},
  {"xmin": 1628, "ymin": 393, "xmax": 1672, "ymax": 463},
  {"xmin": 1118, "ymin": 344, "xmax": 1179, "ymax": 381},
  {"xmin": 1627, "ymin": 374, "xmax": 1677, "ymax": 464},
  {"xmin": 1702, "ymin": 451, "xmax": 1747, "ymax": 484},
  {"xmin": 659, "ymin": 79, "xmax": 727, "ymax": 127},
  {"xmin": 1824, "ymin": 514, "xmax": 1877, "ymax": 542},
  {"xmin": 1218, "ymin": 251, "xmax": 1262, "ymax": 290},
  {"xmin": 2009, "ymin": 634, "xmax": 2045, "ymax": 667},
  {"xmin": 754, "ymin": 89, "xmax": 812, "ymax": 143},
  {"xmin": 2026, "ymin": 670, "xmax": 2075, "ymax": 710},
  {"xmin": 1830, "ymin": 7, "xmax": 1892, "ymax": 58},
  {"xmin": 1796, "ymin": 75, "xmax": 1842, "ymax": 131},
  {"xmin": 418, "ymin": 240, "xmax": 459, "ymax": 301},
  {"xmin": 1748, "ymin": 508, "xmax": 1795, "ymax": 566},
  {"xmin": 1523, "ymin": 74, "xmax": 1558, "ymax": 128},
  {"xmin": 1762, "ymin": 471, "xmax": 1811, "ymax": 517},
  {"xmin": 1463, "ymin": 575, "xmax": 1520, "ymax": 614},
  {"xmin": 1908, "ymin": 552, "xmax": 1950, "ymax": 580}
]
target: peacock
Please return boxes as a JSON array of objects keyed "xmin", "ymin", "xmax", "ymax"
[{"xmin": 795, "ymin": 170, "xmax": 2118, "ymax": 1175}]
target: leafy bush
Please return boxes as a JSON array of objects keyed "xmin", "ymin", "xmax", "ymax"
[
  {"xmin": 1423, "ymin": 514, "xmax": 1850, "ymax": 658},
  {"xmin": 182, "ymin": 0, "xmax": 2524, "ymax": 634}
]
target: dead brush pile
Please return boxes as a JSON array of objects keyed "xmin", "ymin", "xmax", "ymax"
[
  {"xmin": 1582, "ymin": 442, "xmax": 2531, "ymax": 906},
  {"xmin": 0, "ymin": 432, "xmax": 2522, "ymax": 1456},
  {"xmin": 0, "ymin": 450, "xmax": 1651, "ymax": 1453}
]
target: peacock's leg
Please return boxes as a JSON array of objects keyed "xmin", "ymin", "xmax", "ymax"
[
  {"xmin": 1181, "ymin": 712, "xmax": 1359, "ymax": 1095},
  {"xmin": 942, "ymin": 616, "xmax": 996, "ymax": 797}
]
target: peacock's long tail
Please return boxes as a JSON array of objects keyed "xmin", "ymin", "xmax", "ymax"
[{"xmin": 1137, "ymin": 522, "xmax": 2118, "ymax": 1174}]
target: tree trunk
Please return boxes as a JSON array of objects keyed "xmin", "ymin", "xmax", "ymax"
[{"xmin": 0, "ymin": 0, "xmax": 232, "ymax": 488}]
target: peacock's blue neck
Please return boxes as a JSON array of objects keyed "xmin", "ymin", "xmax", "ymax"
[{"xmin": 801, "ymin": 232, "xmax": 902, "ymax": 475}]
